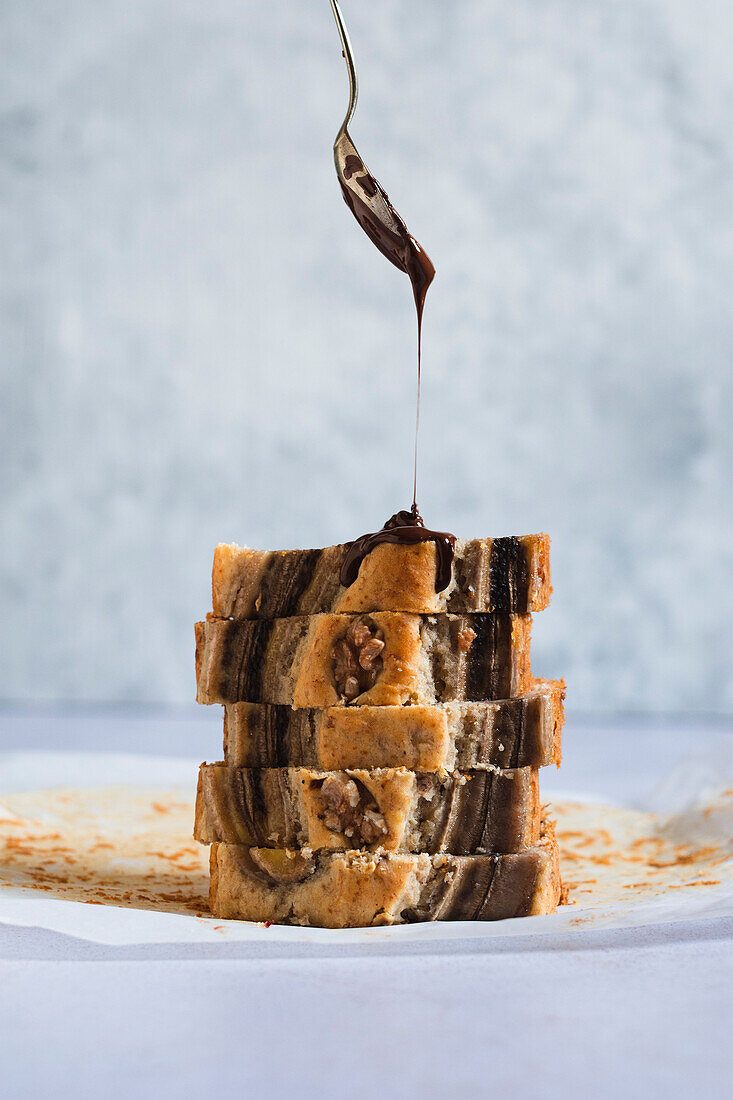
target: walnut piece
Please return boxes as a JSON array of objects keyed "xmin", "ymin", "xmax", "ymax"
[
  {"xmin": 457, "ymin": 626, "xmax": 477, "ymax": 652},
  {"xmin": 332, "ymin": 616, "xmax": 385, "ymax": 702},
  {"xmin": 360, "ymin": 808, "xmax": 388, "ymax": 845},
  {"xmin": 311, "ymin": 774, "xmax": 388, "ymax": 847},
  {"xmin": 359, "ymin": 637, "xmax": 385, "ymax": 668}
]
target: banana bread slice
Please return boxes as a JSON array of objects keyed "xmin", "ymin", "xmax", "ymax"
[
  {"xmin": 208, "ymin": 825, "xmax": 560, "ymax": 926},
  {"xmin": 212, "ymin": 534, "xmax": 550, "ymax": 618},
  {"xmin": 194, "ymin": 764, "xmax": 540, "ymax": 854},
  {"xmin": 223, "ymin": 679, "xmax": 564, "ymax": 771},
  {"xmin": 195, "ymin": 612, "xmax": 532, "ymax": 707}
]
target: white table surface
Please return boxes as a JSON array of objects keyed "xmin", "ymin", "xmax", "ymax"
[{"xmin": 0, "ymin": 708, "xmax": 731, "ymax": 1100}]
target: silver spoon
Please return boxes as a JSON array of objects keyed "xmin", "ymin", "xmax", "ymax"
[{"xmin": 328, "ymin": 0, "xmax": 434, "ymax": 310}]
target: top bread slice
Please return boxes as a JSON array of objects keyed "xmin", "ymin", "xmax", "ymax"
[{"xmin": 212, "ymin": 534, "xmax": 550, "ymax": 618}]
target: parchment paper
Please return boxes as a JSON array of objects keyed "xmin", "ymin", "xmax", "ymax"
[{"xmin": 0, "ymin": 751, "xmax": 730, "ymax": 945}]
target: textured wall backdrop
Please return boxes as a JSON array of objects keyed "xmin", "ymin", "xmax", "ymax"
[{"xmin": 2, "ymin": 0, "xmax": 732, "ymax": 712}]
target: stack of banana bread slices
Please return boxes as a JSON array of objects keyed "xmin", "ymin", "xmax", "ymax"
[{"xmin": 194, "ymin": 534, "xmax": 565, "ymax": 927}]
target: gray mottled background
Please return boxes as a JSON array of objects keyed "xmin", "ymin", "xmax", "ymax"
[{"xmin": 1, "ymin": 0, "xmax": 731, "ymax": 713}]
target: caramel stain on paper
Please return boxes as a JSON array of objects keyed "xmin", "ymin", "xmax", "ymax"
[
  {"xmin": 0, "ymin": 786, "xmax": 209, "ymax": 916},
  {"xmin": 554, "ymin": 793, "xmax": 732, "ymax": 910}
]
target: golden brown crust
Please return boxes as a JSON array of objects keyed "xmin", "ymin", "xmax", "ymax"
[
  {"xmin": 527, "ymin": 820, "xmax": 562, "ymax": 916},
  {"xmin": 532, "ymin": 678, "xmax": 565, "ymax": 768}
]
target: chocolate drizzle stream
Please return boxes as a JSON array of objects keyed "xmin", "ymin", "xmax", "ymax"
[
  {"xmin": 337, "ymin": 157, "xmax": 435, "ymax": 510},
  {"xmin": 329, "ymin": 0, "xmax": 454, "ymax": 592},
  {"xmin": 340, "ymin": 506, "xmax": 456, "ymax": 593}
]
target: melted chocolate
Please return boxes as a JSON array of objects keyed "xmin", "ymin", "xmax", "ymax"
[{"xmin": 340, "ymin": 506, "xmax": 456, "ymax": 593}]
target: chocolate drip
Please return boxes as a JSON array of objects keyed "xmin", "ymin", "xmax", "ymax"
[
  {"xmin": 338, "ymin": 159, "xmax": 434, "ymax": 511},
  {"xmin": 340, "ymin": 506, "xmax": 456, "ymax": 593}
]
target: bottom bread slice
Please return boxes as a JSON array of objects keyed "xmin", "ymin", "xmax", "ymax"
[{"xmin": 209, "ymin": 826, "xmax": 560, "ymax": 927}]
